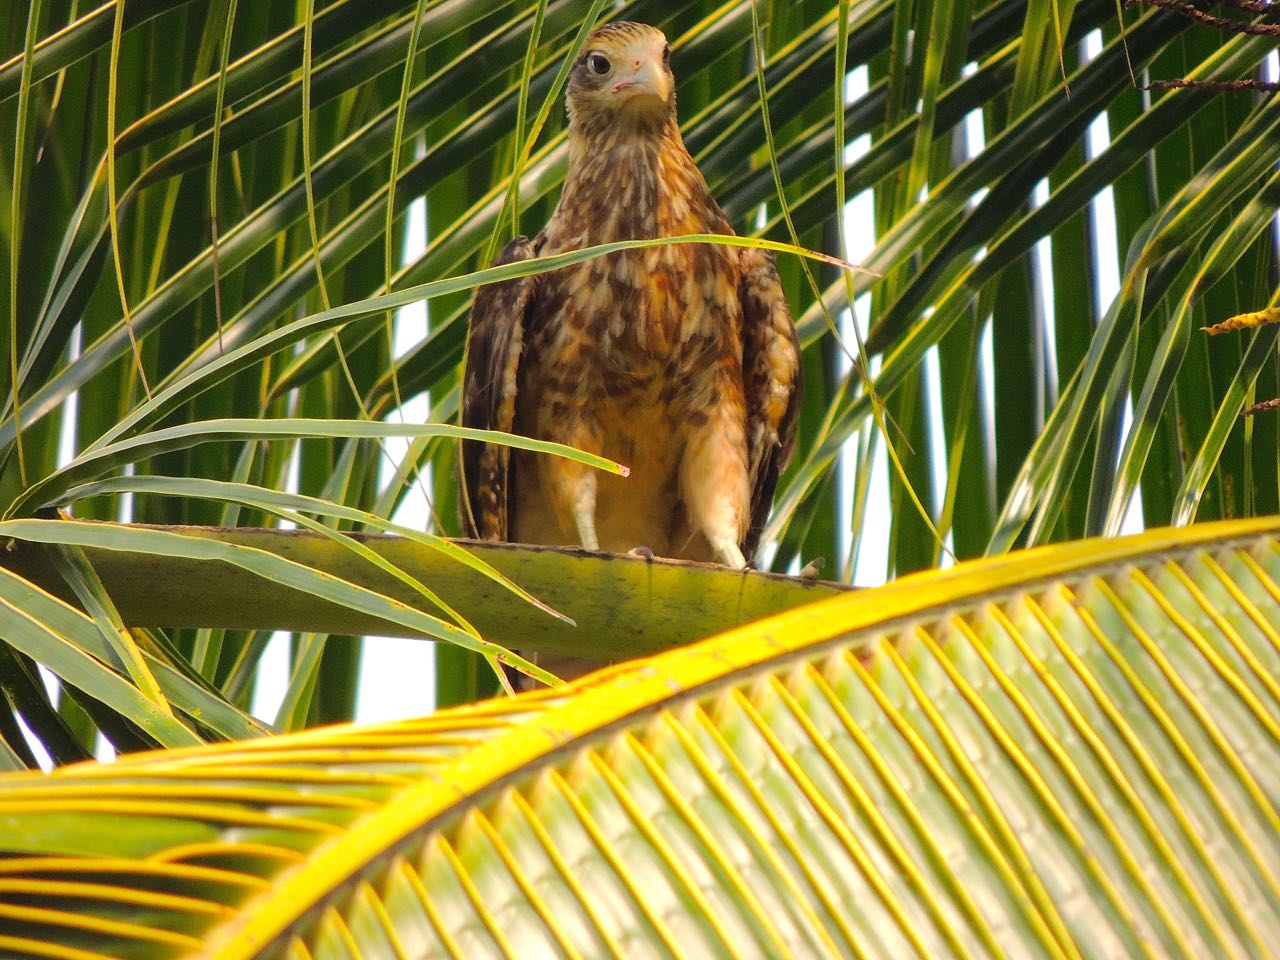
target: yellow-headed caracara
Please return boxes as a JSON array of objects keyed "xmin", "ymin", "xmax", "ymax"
[{"xmin": 462, "ymin": 21, "xmax": 801, "ymax": 574}]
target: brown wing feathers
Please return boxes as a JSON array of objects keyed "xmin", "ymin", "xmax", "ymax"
[
  {"xmin": 739, "ymin": 247, "xmax": 802, "ymax": 557},
  {"xmin": 459, "ymin": 236, "xmax": 538, "ymax": 540}
]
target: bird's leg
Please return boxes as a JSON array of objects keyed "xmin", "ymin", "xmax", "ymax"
[
  {"xmin": 546, "ymin": 426, "xmax": 602, "ymax": 551},
  {"xmin": 710, "ymin": 535, "xmax": 747, "ymax": 570},
  {"xmin": 679, "ymin": 393, "xmax": 750, "ymax": 569},
  {"xmin": 569, "ymin": 472, "xmax": 600, "ymax": 551}
]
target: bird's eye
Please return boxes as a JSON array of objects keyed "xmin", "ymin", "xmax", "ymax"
[
  {"xmin": 662, "ymin": 44, "xmax": 670, "ymax": 63},
  {"xmin": 587, "ymin": 53, "xmax": 611, "ymax": 75}
]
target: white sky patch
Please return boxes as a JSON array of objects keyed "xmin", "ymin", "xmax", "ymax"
[
  {"xmin": 964, "ymin": 80, "xmax": 986, "ymax": 154},
  {"xmin": 1083, "ymin": 31, "xmax": 1121, "ymax": 316},
  {"xmin": 252, "ymin": 441, "xmax": 299, "ymax": 723},
  {"xmin": 94, "ymin": 736, "xmax": 117, "ymax": 764},
  {"xmin": 837, "ymin": 63, "xmax": 893, "ymax": 587},
  {"xmin": 16, "ymin": 714, "xmax": 53, "ymax": 771},
  {"xmin": 922, "ymin": 344, "xmax": 951, "ymax": 568},
  {"xmin": 1032, "ymin": 178, "xmax": 1060, "ymax": 404},
  {"xmin": 58, "ymin": 324, "xmax": 81, "ymax": 467},
  {"xmin": 980, "ymin": 316, "xmax": 997, "ymax": 491},
  {"xmin": 1083, "ymin": 28, "xmax": 1143, "ymax": 534},
  {"xmin": 357, "ymin": 195, "xmax": 436, "ymax": 723},
  {"xmin": 851, "ymin": 414, "xmax": 890, "ymax": 586},
  {"xmin": 250, "ymin": 628, "xmax": 291, "ymax": 723},
  {"xmin": 116, "ymin": 463, "xmax": 135, "ymax": 524},
  {"xmin": 1270, "ymin": 54, "xmax": 1280, "ymax": 259}
]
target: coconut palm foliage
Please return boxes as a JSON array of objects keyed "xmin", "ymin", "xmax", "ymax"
[
  {"xmin": 2, "ymin": 516, "xmax": 1280, "ymax": 958},
  {"xmin": 2, "ymin": 0, "xmax": 1280, "ymax": 758}
]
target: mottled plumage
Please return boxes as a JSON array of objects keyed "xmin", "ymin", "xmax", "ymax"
[{"xmin": 461, "ymin": 21, "xmax": 800, "ymax": 572}]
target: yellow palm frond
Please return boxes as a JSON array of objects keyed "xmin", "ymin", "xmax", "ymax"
[{"xmin": 4, "ymin": 516, "xmax": 1280, "ymax": 957}]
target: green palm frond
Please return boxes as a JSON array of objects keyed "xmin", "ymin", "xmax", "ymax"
[
  {"xmin": 4, "ymin": 516, "xmax": 1280, "ymax": 958},
  {"xmin": 0, "ymin": 520, "xmax": 848, "ymax": 686}
]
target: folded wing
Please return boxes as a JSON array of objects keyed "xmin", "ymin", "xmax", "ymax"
[
  {"xmin": 459, "ymin": 236, "xmax": 539, "ymax": 540},
  {"xmin": 739, "ymin": 247, "xmax": 802, "ymax": 557}
]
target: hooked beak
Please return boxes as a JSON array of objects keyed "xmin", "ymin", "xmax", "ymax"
[{"xmin": 611, "ymin": 55, "xmax": 670, "ymax": 104}]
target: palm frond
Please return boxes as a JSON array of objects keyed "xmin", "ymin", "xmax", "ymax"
[{"xmin": 3, "ymin": 516, "xmax": 1279, "ymax": 957}]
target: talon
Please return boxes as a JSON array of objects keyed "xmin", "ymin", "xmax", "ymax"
[
  {"xmin": 799, "ymin": 557, "xmax": 825, "ymax": 580},
  {"xmin": 706, "ymin": 538, "xmax": 747, "ymax": 569},
  {"xmin": 628, "ymin": 545, "xmax": 655, "ymax": 560}
]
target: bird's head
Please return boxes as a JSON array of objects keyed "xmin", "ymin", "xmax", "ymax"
[{"xmin": 566, "ymin": 22, "xmax": 674, "ymax": 137}]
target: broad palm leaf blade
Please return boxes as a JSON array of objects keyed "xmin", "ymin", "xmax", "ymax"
[{"xmin": 2, "ymin": 516, "xmax": 1279, "ymax": 958}]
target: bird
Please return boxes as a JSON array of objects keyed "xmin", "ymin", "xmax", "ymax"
[{"xmin": 460, "ymin": 21, "xmax": 801, "ymax": 580}]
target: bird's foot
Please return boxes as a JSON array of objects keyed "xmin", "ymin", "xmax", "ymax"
[
  {"xmin": 709, "ymin": 536, "xmax": 747, "ymax": 570},
  {"xmin": 627, "ymin": 545, "xmax": 655, "ymax": 560},
  {"xmin": 799, "ymin": 556, "xmax": 826, "ymax": 580}
]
